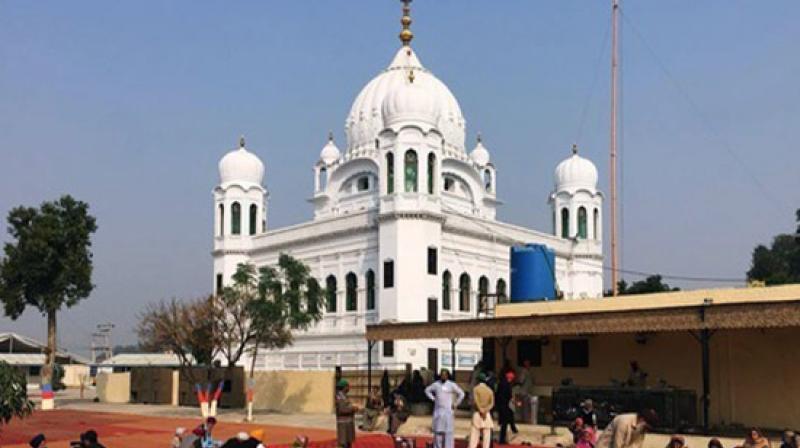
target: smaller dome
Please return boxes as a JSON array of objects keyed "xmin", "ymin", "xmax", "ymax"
[
  {"xmin": 554, "ymin": 145, "xmax": 598, "ymax": 190},
  {"xmin": 218, "ymin": 137, "xmax": 265, "ymax": 186},
  {"xmin": 381, "ymin": 71, "xmax": 440, "ymax": 128},
  {"xmin": 319, "ymin": 132, "xmax": 341, "ymax": 165},
  {"xmin": 470, "ymin": 134, "xmax": 490, "ymax": 166}
]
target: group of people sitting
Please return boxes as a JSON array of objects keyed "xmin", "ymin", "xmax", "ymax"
[
  {"xmin": 25, "ymin": 429, "xmax": 105, "ymax": 448},
  {"xmin": 171, "ymin": 416, "xmax": 286, "ymax": 448}
]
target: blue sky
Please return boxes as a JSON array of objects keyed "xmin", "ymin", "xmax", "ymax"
[{"xmin": 1, "ymin": 1, "xmax": 798, "ymax": 354}]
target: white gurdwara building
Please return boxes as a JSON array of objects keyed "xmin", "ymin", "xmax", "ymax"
[{"xmin": 212, "ymin": 5, "xmax": 603, "ymax": 371}]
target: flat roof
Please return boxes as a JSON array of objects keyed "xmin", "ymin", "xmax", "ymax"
[
  {"xmin": 495, "ymin": 284, "xmax": 800, "ymax": 318},
  {"xmin": 366, "ymin": 284, "xmax": 800, "ymax": 341}
]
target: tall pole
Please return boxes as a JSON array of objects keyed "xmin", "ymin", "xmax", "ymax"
[{"xmin": 610, "ymin": 0, "xmax": 620, "ymax": 296}]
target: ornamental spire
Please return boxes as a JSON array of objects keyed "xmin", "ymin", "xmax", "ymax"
[
  {"xmin": 572, "ymin": 143, "xmax": 578, "ymax": 154},
  {"xmin": 239, "ymin": 135, "xmax": 246, "ymax": 149},
  {"xmin": 328, "ymin": 130, "xmax": 334, "ymax": 142},
  {"xmin": 399, "ymin": 0, "xmax": 413, "ymax": 46}
]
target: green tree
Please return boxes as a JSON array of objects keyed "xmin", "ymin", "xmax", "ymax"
[
  {"xmin": 0, "ymin": 196, "xmax": 97, "ymax": 387},
  {"xmin": 0, "ymin": 361, "xmax": 34, "ymax": 428},
  {"xmin": 606, "ymin": 275, "xmax": 680, "ymax": 296},
  {"xmin": 220, "ymin": 254, "xmax": 324, "ymax": 377},
  {"xmin": 746, "ymin": 209, "xmax": 800, "ymax": 285}
]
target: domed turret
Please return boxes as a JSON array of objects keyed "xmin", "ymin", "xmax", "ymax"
[
  {"xmin": 381, "ymin": 70, "xmax": 440, "ymax": 128},
  {"xmin": 218, "ymin": 137, "xmax": 265, "ymax": 186},
  {"xmin": 554, "ymin": 144, "xmax": 598, "ymax": 191},
  {"xmin": 470, "ymin": 134, "xmax": 490, "ymax": 167},
  {"xmin": 319, "ymin": 132, "xmax": 341, "ymax": 165}
]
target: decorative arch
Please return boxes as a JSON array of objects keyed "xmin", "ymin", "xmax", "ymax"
[
  {"xmin": 483, "ymin": 169, "xmax": 492, "ymax": 192},
  {"xmin": 231, "ymin": 202, "xmax": 241, "ymax": 235},
  {"xmin": 404, "ymin": 149, "xmax": 418, "ymax": 192},
  {"xmin": 496, "ymin": 278, "xmax": 507, "ymax": 302},
  {"xmin": 366, "ymin": 270, "xmax": 376, "ymax": 310},
  {"xmin": 218, "ymin": 204, "xmax": 224, "ymax": 237},
  {"xmin": 593, "ymin": 208, "xmax": 600, "ymax": 240},
  {"xmin": 578, "ymin": 206, "xmax": 588, "ymax": 239},
  {"xmin": 249, "ymin": 204, "xmax": 258, "ymax": 236},
  {"xmin": 427, "ymin": 153, "xmax": 436, "ymax": 194},
  {"xmin": 442, "ymin": 270, "xmax": 452, "ymax": 311},
  {"xmin": 561, "ymin": 207, "xmax": 570, "ymax": 239},
  {"xmin": 478, "ymin": 276, "xmax": 490, "ymax": 312},
  {"xmin": 386, "ymin": 153, "xmax": 395, "ymax": 194},
  {"xmin": 325, "ymin": 275, "xmax": 337, "ymax": 312},
  {"xmin": 459, "ymin": 273, "xmax": 471, "ymax": 312},
  {"xmin": 345, "ymin": 272, "xmax": 357, "ymax": 311}
]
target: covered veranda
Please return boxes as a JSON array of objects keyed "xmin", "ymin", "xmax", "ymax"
[{"xmin": 365, "ymin": 284, "xmax": 800, "ymax": 432}]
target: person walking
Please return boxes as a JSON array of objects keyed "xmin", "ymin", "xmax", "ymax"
[
  {"xmin": 335, "ymin": 379, "xmax": 359, "ymax": 448},
  {"xmin": 468, "ymin": 373, "xmax": 495, "ymax": 448},
  {"xmin": 425, "ymin": 368, "xmax": 465, "ymax": 448},
  {"xmin": 595, "ymin": 409, "xmax": 658, "ymax": 448},
  {"xmin": 496, "ymin": 371, "xmax": 518, "ymax": 444}
]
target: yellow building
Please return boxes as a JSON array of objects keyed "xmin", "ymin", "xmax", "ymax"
[{"xmin": 366, "ymin": 284, "xmax": 800, "ymax": 431}]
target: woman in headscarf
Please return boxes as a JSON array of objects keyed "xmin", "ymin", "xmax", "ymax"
[{"xmin": 743, "ymin": 428, "xmax": 771, "ymax": 448}]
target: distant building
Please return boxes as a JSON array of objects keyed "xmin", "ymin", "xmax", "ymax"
[
  {"xmin": 97, "ymin": 353, "xmax": 187, "ymax": 373},
  {"xmin": 0, "ymin": 332, "xmax": 89, "ymax": 384},
  {"xmin": 212, "ymin": 3, "xmax": 604, "ymax": 371}
]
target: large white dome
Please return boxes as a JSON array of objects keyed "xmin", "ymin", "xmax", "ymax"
[
  {"xmin": 345, "ymin": 46, "xmax": 465, "ymax": 153},
  {"xmin": 554, "ymin": 147, "xmax": 598, "ymax": 191},
  {"xmin": 219, "ymin": 137, "xmax": 265, "ymax": 186}
]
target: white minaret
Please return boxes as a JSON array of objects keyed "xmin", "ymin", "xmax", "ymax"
[
  {"xmin": 550, "ymin": 144, "xmax": 604, "ymax": 299},
  {"xmin": 551, "ymin": 144, "xmax": 602, "ymax": 241},
  {"xmin": 212, "ymin": 136, "xmax": 267, "ymax": 293}
]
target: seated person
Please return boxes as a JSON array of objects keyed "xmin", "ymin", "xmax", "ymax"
[
  {"xmin": 388, "ymin": 393, "xmax": 410, "ymax": 435},
  {"xmin": 360, "ymin": 386, "xmax": 385, "ymax": 431}
]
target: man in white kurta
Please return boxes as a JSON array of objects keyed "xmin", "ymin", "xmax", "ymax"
[{"xmin": 425, "ymin": 369, "xmax": 465, "ymax": 448}]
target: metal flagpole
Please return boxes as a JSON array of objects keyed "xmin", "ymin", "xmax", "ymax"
[{"xmin": 610, "ymin": 0, "xmax": 620, "ymax": 296}]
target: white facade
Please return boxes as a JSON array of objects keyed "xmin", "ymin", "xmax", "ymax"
[{"xmin": 211, "ymin": 19, "xmax": 603, "ymax": 371}]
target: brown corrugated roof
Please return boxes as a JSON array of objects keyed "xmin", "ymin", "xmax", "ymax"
[{"xmin": 366, "ymin": 285, "xmax": 800, "ymax": 341}]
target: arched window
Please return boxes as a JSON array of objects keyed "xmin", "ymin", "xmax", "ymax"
[
  {"xmin": 496, "ymin": 279, "xmax": 507, "ymax": 302},
  {"xmin": 478, "ymin": 276, "xmax": 489, "ymax": 312},
  {"xmin": 319, "ymin": 167, "xmax": 328, "ymax": 191},
  {"xmin": 459, "ymin": 273, "xmax": 471, "ymax": 312},
  {"xmin": 427, "ymin": 153, "xmax": 436, "ymax": 194},
  {"xmin": 578, "ymin": 207, "xmax": 588, "ymax": 239},
  {"xmin": 231, "ymin": 202, "xmax": 241, "ymax": 235},
  {"xmin": 345, "ymin": 272, "xmax": 357, "ymax": 311},
  {"xmin": 442, "ymin": 271, "xmax": 452, "ymax": 311},
  {"xmin": 561, "ymin": 207, "xmax": 570, "ymax": 239},
  {"xmin": 249, "ymin": 204, "xmax": 257, "ymax": 236},
  {"xmin": 404, "ymin": 149, "xmax": 418, "ymax": 193},
  {"xmin": 386, "ymin": 153, "xmax": 394, "ymax": 194},
  {"xmin": 484, "ymin": 169, "xmax": 492, "ymax": 192},
  {"xmin": 366, "ymin": 270, "xmax": 376, "ymax": 310},
  {"xmin": 306, "ymin": 278, "xmax": 320, "ymax": 314},
  {"xmin": 218, "ymin": 204, "xmax": 224, "ymax": 237},
  {"xmin": 593, "ymin": 208, "xmax": 600, "ymax": 240},
  {"xmin": 325, "ymin": 275, "xmax": 337, "ymax": 313}
]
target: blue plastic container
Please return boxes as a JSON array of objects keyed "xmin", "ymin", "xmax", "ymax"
[{"xmin": 510, "ymin": 244, "xmax": 556, "ymax": 302}]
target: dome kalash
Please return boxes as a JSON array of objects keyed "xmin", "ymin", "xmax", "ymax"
[
  {"xmin": 345, "ymin": 47, "xmax": 466, "ymax": 154},
  {"xmin": 218, "ymin": 137, "xmax": 265, "ymax": 186},
  {"xmin": 554, "ymin": 145, "xmax": 599, "ymax": 191}
]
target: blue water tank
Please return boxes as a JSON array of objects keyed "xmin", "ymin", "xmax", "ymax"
[{"xmin": 510, "ymin": 244, "xmax": 556, "ymax": 302}]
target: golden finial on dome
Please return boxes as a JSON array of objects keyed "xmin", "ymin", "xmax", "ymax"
[
  {"xmin": 572, "ymin": 143, "xmax": 578, "ymax": 154},
  {"xmin": 399, "ymin": 0, "xmax": 413, "ymax": 46},
  {"xmin": 477, "ymin": 133, "xmax": 483, "ymax": 143},
  {"xmin": 239, "ymin": 135, "xmax": 246, "ymax": 149},
  {"xmin": 328, "ymin": 130, "xmax": 334, "ymax": 142}
]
